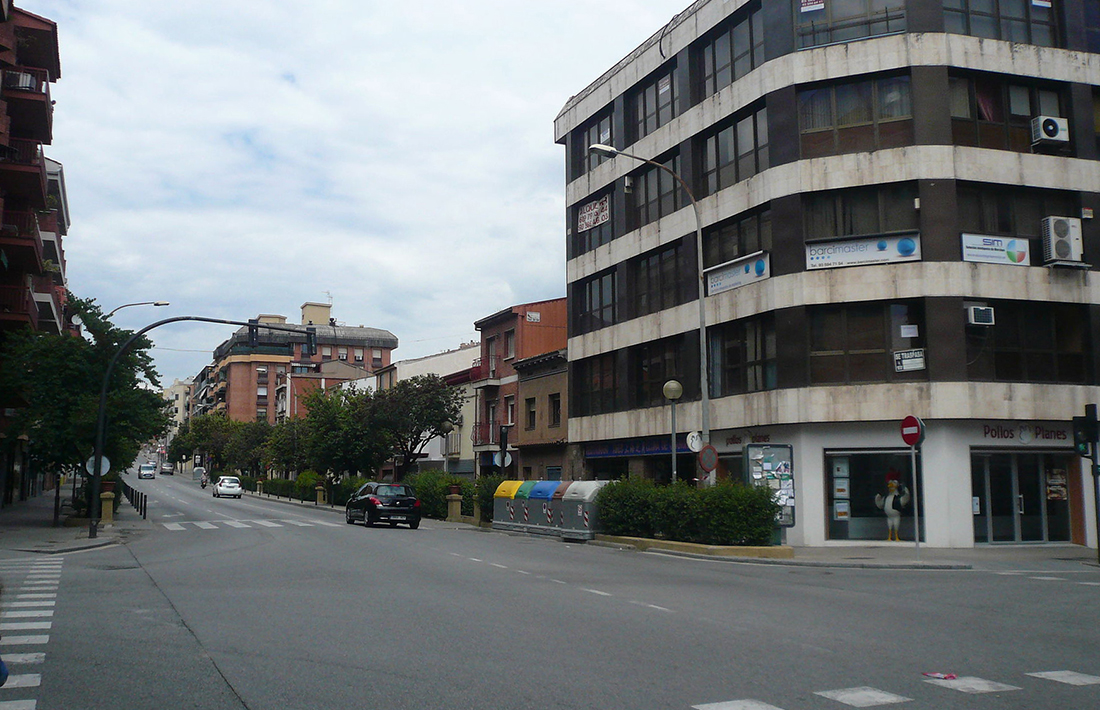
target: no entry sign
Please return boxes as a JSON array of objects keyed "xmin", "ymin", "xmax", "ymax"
[{"xmin": 900, "ymin": 415, "xmax": 925, "ymax": 446}]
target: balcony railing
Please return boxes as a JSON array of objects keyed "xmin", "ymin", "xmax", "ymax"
[
  {"xmin": 471, "ymin": 356, "xmax": 499, "ymax": 382},
  {"xmin": 2, "ymin": 138, "xmax": 42, "ymax": 166},
  {"xmin": 472, "ymin": 420, "xmax": 501, "ymax": 446},
  {"xmin": 0, "ymin": 284, "xmax": 37, "ymax": 329},
  {"xmin": 2, "ymin": 67, "xmax": 49, "ymax": 95}
]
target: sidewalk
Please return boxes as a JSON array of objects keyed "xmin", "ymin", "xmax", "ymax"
[{"xmin": 2, "ymin": 488, "xmax": 1098, "ymax": 573}]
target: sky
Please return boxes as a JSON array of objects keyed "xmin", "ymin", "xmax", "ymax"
[{"xmin": 29, "ymin": 0, "xmax": 693, "ymax": 386}]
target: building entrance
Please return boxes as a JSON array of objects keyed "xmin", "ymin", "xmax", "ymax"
[{"xmin": 971, "ymin": 452, "xmax": 1071, "ymax": 543}]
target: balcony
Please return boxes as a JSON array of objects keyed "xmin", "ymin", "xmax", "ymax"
[
  {"xmin": 472, "ymin": 420, "xmax": 501, "ymax": 447},
  {"xmin": 2, "ymin": 67, "xmax": 52, "ymax": 143},
  {"xmin": 0, "ymin": 139, "xmax": 47, "ymax": 207},
  {"xmin": 31, "ymin": 273, "xmax": 63, "ymax": 334},
  {"xmin": 0, "ymin": 210, "xmax": 43, "ymax": 272},
  {"xmin": 0, "ymin": 284, "xmax": 37, "ymax": 330},
  {"xmin": 471, "ymin": 356, "xmax": 500, "ymax": 388}
]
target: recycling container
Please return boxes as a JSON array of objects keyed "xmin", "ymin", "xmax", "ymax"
[
  {"xmin": 492, "ymin": 480, "xmax": 524, "ymax": 533},
  {"xmin": 560, "ymin": 480, "xmax": 612, "ymax": 540},
  {"xmin": 512, "ymin": 481, "xmax": 537, "ymax": 533},
  {"xmin": 548, "ymin": 481, "xmax": 573, "ymax": 534},
  {"xmin": 526, "ymin": 481, "xmax": 562, "ymax": 536}
]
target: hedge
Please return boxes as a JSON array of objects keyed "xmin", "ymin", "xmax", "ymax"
[
  {"xmin": 403, "ymin": 470, "xmax": 475, "ymax": 519},
  {"xmin": 595, "ymin": 477, "xmax": 780, "ymax": 546}
]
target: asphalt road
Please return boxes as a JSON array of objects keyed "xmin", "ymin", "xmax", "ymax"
[{"xmin": 7, "ymin": 473, "xmax": 1100, "ymax": 710}]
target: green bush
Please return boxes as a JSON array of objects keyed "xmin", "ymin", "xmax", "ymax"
[
  {"xmin": 595, "ymin": 478, "xmax": 780, "ymax": 546},
  {"xmin": 476, "ymin": 474, "xmax": 505, "ymax": 523},
  {"xmin": 294, "ymin": 471, "xmax": 323, "ymax": 501},
  {"xmin": 261, "ymin": 477, "xmax": 295, "ymax": 498}
]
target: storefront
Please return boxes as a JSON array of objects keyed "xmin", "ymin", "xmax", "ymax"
[{"xmin": 711, "ymin": 419, "xmax": 1092, "ymax": 549}]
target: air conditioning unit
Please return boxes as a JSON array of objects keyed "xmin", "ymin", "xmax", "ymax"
[
  {"xmin": 967, "ymin": 306, "xmax": 995, "ymax": 326},
  {"xmin": 1041, "ymin": 216, "xmax": 1084, "ymax": 263},
  {"xmin": 1031, "ymin": 116, "xmax": 1069, "ymax": 145}
]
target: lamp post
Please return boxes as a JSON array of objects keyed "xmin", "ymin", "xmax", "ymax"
[
  {"xmin": 439, "ymin": 420, "xmax": 454, "ymax": 474},
  {"xmin": 589, "ymin": 143, "xmax": 713, "ymax": 484},
  {"xmin": 106, "ymin": 301, "xmax": 169, "ymax": 317},
  {"xmin": 663, "ymin": 379, "xmax": 683, "ymax": 483}
]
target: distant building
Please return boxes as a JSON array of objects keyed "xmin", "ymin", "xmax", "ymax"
[
  {"xmin": 470, "ymin": 299, "xmax": 568, "ymax": 479},
  {"xmin": 513, "ymin": 348, "xmax": 577, "ymax": 481}
]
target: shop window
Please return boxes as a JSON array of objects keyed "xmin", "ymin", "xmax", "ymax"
[
  {"xmin": 525, "ymin": 397, "xmax": 536, "ymax": 430},
  {"xmin": 709, "ymin": 315, "xmax": 776, "ymax": 397},
  {"xmin": 944, "ymin": 0, "xmax": 1059, "ymax": 47},
  {"xmin": 809, "ymin": 301, "xmax": 926, "ymax": 384},
  {"xmin": 826, "ymin": 451, "xmax": 923, "ymax": 541},
  {"xmin": 950, "ymin": 75, "xmax": 1064, "ymax": 152},
  {"xmin": 799, "ymin": 75, "xmax": 912, "ymax": 158},
  {"xmin": 574, "ymin": 270, "xmax": 616, "ymax": 335},
  {"xmin": 704, "ymin": 208, "xmax": 772, "ymax": 270},
  {"xmin": 698, "ymin": 106, "xmax": 769, "ymax": 197},
  {"xmin": 629, "ymin": 64, "xmax": 679, "ymax": 143},
  {"xmin": 796, "ymin": 0, "xmax": 906, "ymax": 49},
  {"xmin": 966, "ymin": 301, "xmax": 1089, "ymax": 384},
  {"xmin": 696, "ymin": 6, "xmax": 765, "ymax": 101},
  {"xmin": 803, "ymin": 183, "xmax": 918, "ymax": 242},
  {"xmin": 629, "ymin": 153, "xmax": 682, "ymax": 231}
]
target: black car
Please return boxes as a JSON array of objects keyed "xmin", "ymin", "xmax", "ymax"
[{"xmin": 345, "ymin": 482, "xmax": 421, "ymax": 529}]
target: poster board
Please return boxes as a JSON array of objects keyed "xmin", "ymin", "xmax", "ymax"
[{"xmin": 745, "ymin": 443, "xmax": 795, "ymax": 527}]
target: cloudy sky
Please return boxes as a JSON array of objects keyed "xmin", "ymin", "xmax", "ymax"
[{"xmin": 30, "ymin": 0, "xmax": 691, "ymax": 385}]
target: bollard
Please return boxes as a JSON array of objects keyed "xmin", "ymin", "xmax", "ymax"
[
  {"xmin": 446, "ymin": 493, "xmax": 462, "ymax": 523},
  {"xmin": 315, "ymin": 485, "xmax": 326, "ymax": 506},
  {"xmin": 257, "ymin": 480, "xmax": 264, "ymax": 496},
  {"xmin": 100, "ymin": 492, "xmax": 115, "ymax": 525},
  {"xmin": 141, "ymin": 492, "xmax": 147, "ymax": 519}
]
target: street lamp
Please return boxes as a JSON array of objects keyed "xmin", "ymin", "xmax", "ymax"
[
  {"xmin": 589, "ymin": 143, "xmax": 713, "ymax": 483},
  {"xmin": 663, "ymin": 379, "xmax": 683, "ymax": 483},
  {"xmin": 439, "ymin": 420, "xmax": 454, "ymax": 474},
  {"xmin": 106, "ymin": 301, "xmax": 170, "ymax": 317}
]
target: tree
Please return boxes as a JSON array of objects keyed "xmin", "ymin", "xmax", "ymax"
[
  {"xmin": 302, "ymin": 386, "xmax": 390, "ymax": 478},
  {"xmin": 0, "ymin": 295, "xmax": 169, "ymax": 484},
  {"xmin": 263, "ymin": 418, "xmax": 309, "ymax": 478},
  {"xmin": 187, "ymin": 412, "xmax": 237, "ymax": 472},
  {"xmin": 374, "ymin": 374, "xmax": 463, "ymax": 480},
  {"xmin": 226, "ymin": 419, "xmax": 272, "ymax": 476}
]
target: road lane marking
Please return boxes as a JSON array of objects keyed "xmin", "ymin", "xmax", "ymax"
[
  {"xmin": 581, "ymin": 588, "xmax": 611, "ymax": 597},
  {"xmin": 0, "ymin": 611, "xmax": 53, "ymax": 619},
  {"xmin": 693, "ymin": 701, "xmax": 785, "ymax": 710},
  {"xmin": 490, "ymin": 563, "xmax": 508, "ymax": 569},
  {"xmin": 2, "ymin": 674, "xmax": 41, "ymax": 689},
  {"xmin": 280, "ymin": 520, "xmax": 314, "ymax": 527},
  {"xmin": 3, "ymin": 653, "xmax": 45, "ymax": 665},
  {"xmin": 14, "ymin": 595, "xmax": 56, "ymax": 600},
  {"xmin": 1, "ymin": 602, "xmax": 55, "ymax": 609},
  {"xmin": 0, "ymin": 636, "xmax": 48, "ymax": 646},
  {"xmin": 1027, "ymin": 670, "xmax": 1100, "ymax": 685},
  {"xmin": 922, "ymin": 676, "xmax": 1020, "ymax": 694},
  {"xmin": 221, "ymin": 521, "xmax": 251, "ymax": 528},
  {"xmin": 1028, "ymin": 576, "xmax": 1065, "ymax": 581},
  {"xmin": 0, "ymin": 623, "xmax": 50, "ymax": 632},
  {"xmin": 163, "ymin": 523, "xmax": 185, "ymax": 531},
  {"xmin": 0, "ymin": 699, "xmax": 38, "ymax": 709},
  {"xmin": 251, "ymin": 520, "xmax": 283, "ymax": 527},
  {"xmin": 815, "ymin": 686, "xmax": 911, "ymax": 706},
  {"xmin": 192, "ymin": 522, "xmax": 217, "ymax": 530}
]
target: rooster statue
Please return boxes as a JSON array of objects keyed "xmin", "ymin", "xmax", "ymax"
[{"xmin": 874, "ymin": 469, "xmax": 910, "ymax": 541}]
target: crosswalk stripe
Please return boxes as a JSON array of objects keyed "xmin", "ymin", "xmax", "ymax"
[
  {"xmin": 1, "ymin": 602, "xmax": 55, "ymax": 609},
  {"xmin": 313, "ymin": 520, "xmax": 341, "ymax": 527},
  {"xmin": 280, "ymin": 520, "xmax": 313, "ymax": 527},
  {"xmin": 0, "ymin": 700, "xmax": 38, "ymax": 709},
  {"xmin": 923, "ymin": 676, "xmax": 1021, "ymax": 694},
  {"xmin": 251, "ymin": 520, "xmax": 283, "ymax": 527},
  {"xmin": 0, "ymin": 623, "xmax": 51, "ymax": 632},
  {"xmin": 221, "ymin": 521, "xmax": 251, "ymax": 528},
  {"xmin": 1027, "ymin": 671, "xmax": 1100, "ymax": 686},
  {"xmin": 14, "ymin": 595, "xmax": 56, "ymax": 600},
  {"xmin": 192, "ymin": 522, "xmax": 217, "ymax": 530},
  {"xmin": 159, "ymin": 518, "xmax": 344, "ymax": 530},
  {"xmin": 0, "ymin": 611, "xmax": 53, "ymax": 619},
  {"xmin": 815, "ymin": 687, "xmax": 911, "ymax": 706},
  {"xmin": 693, "ymin": 701, "xmax": 785, "ymax": 710},
  {"xmin": 163, "ymin": 523, "xmax": 185, "ymax": 531},
  {"xmin": 2, "ymin": 674, "xmax": 41, "ymax": 689},
  {"xmin": 3, "ymin": 653, "xmax": 45, "ymax": 665},
  {"xmin": 0, "ymin": 636, "xmax": 48, "ymax": 646}
]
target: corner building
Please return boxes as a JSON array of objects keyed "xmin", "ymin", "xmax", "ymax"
[{"xmin": 556, "ymin": 0, "xmax": 1100, "ymax": 548}]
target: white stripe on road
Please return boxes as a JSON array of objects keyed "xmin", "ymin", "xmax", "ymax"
[
  {"xmin": 2, "ymin": 674, "xmax": 41, "ymax": 689},
  {"xmin": 693, "ymin": 702, "xmax": 785, "ymax": 710},
  {"xmin": 815, "ymin": 686, "xmax": 912, "ymax": 706},
  {"xmin": 923, "ymin": 676, "xmax": 1021, "ymax": 694},
  {"xmin": 221, "ymin": 521, "xmax": 251, "ymax": 528},
  {"xmin": 0, "ymin": 611, "xmax": 53, "ymax": 619},
  {"xmin": 0, "ymin": 636, "xmax": 48, "ymax": 646},
  {"xmin": 14, "ymin": 595, "xmax": 56, "ymax": 600},
  {"xmin": 0, "ymin": 700, "xmax": 38, "ymax": 709},
  {"xmin": 280, "ymin": 520, "xmax": 313, "ymax": 527},
  {"xmin": 582, "ymin": 588, "xmax": 611, "ymax": 597},
  {"xmin": 163, "ymin": 523, "xmax": 185, "ymax": 531},
  {"xmin": 251, "ymin": 520, "xmax": 283, "ymax": 527},
  {"xmin": 0, "ymin": 623, "xmax": 51, "ymax": 632},
  {"xmin": 192, "ymin": 522, "xmax": 217, "ymax": 530},
  {"xmin": 3, "ymin": 653, "xmax": 45, "ymax": 665},
  {"xmin": 1027, "ymin": 670, "xmax": 1100, "ymax": 686},
  {"xmin": 1, "ymin": 602, "xmax": 55, "ymax": 609}
]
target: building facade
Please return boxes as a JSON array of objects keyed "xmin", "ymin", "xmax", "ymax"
[
  {"xmin": 471, "ymin": 299, "xmax": 568, "ymax": 479},
  {"xmin": 0, "ymin": 5, "xmax": 66, "ymax": 505},
  {"xmin": 513, "ymin": 348, "xmax": 579, "ymax": 481},
  {"xmin": 556, "ymin": 0, "xmax": 1100, "ymax": 548}
]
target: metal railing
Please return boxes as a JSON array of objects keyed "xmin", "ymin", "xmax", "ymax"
[{"xmin": 120, "ymin": 477, "xmax": 148, "ymax": 520}]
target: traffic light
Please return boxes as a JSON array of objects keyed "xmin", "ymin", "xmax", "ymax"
[
  {"xmin": 303, "ymin": 326, "xmax": 317, "ymax": 357},
  {"xmin": 247, "ymin": 319, "xmax": 259, "ymax": 348},
  {"xmin": 499, "ymin": 424, "xmax": 509, "ymax": 450},
  {"xmin": 1073, "ymin": 404, "xmax": 1098, "ymax": 458}
]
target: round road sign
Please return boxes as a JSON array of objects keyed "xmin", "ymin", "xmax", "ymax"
[
  {"xmin": 900, "ymin": 415, "xmax": 925, "ymax": 447},
  {"xmin": 698, "ymin": 444, "xmax": 719, "ymax": 473},
  {"xmin": 85, "ymin": 456, "xmax": 110, "ymax": 476}
]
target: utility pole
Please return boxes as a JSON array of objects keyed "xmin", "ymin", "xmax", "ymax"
[{"xmin": 1072, "ymin": 404, "xmax": 1099, "ymax": 564}]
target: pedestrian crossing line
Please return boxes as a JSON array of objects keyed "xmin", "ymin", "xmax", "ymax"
[
  {"xmin": 280, "ymin": 520, "xmax": 314, "ymax": 527},
  {"xmin": 923, "ymin": 676, "xmax": 1021, "ymax": 694},
  {"xmin": 693, "ymin": 701, "xmax": 783, "ymax": 710},
  {"xmin": 1027, "ymin": 670, "xmax": 1100, "ymax": 686},
  {"xmin": 158, "ymin": 518, "xmax": 345, "ymax": 531},
  {"xmin": 0, "ymin": 611, "xmax": 53, "ymax": 619},
  {"xmin": 222, "ymin": 521, "xmax": 251, "ymax": 528},
  {"xmin": 815, "ymin": 687, "xmax": 911, "ymax": 707},
  {"xmin": 1, "ymin": 602, "xmax": 55, "ymax": 609},
  {"xmin": 1, "ymin": 674, "xmax": 41, "ymax": 689},
  {"xmin": 3, "ymin": 653, "xmax": 45, "ymax": 665},
  {"xmin": 0, "ymin": 700, "xmax": 37, "ymax": 710},
  {"xmin": 0, "ymin": 623, "xmax": 51, "ymax": 632},
  {"xmin": 0, "ymin": 636, "xmax": 48, "ymax": 646},
  {"xmin": 313, "ymin": 520, "xmax": 341, "ymax": 527},
  {"xmin": 163, "ymin": 523, "xmax": 185, "ymax": 530},
  {"xmin": 252, "ymin": 520, "xmax": 283, "ymax": 527},
  {"xmin": 13, "ymin": 595, "xmax": 55, "ymax": 600},
  {"xmin": 191, "ymin": 522, "xmax": 217, "ymax": 530}
]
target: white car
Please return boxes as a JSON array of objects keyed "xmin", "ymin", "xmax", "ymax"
[
  {"xmin": 212, "ymin": 475, "xmax": 242, "ymax": 498},
  {"xmin": 138, "ymin": 464, "xmax": 156, "ymax": 480}
]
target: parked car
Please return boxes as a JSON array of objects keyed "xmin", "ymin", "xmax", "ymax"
[
  {"xmin": 160, "ymin": 462, "xmax": 175, "ymax": 475},
  {"xmin": 138, "ymin": 463, "xmax": 156, "ymax": 480},
  {"xmin": 345, "ymin": 482, "xmax": 421, "ymax": 529},
  {"xmin": 212, "ymin": 475, "xmax": 242, "ymax": 498}
]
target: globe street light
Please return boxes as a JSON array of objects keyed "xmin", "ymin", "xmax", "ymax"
[
  {"xmin": 589, "ymin": 143, "xmax": 713, "ymax": 483},
  {"xmin": 663, "ymin": 379, "xmax": 683, "ymax": 483},
  {"xmin": 106, "ymin": 301, "xmax": 170, "ymax": 317}
]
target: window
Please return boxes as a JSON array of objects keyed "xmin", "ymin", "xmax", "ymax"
[
  {"xmin": 633, "ymin": 241, "xmax": 689, "ymax": 318},
  {"xmin": 804, "ymin": 183, "xmax": 918, "ymax": 242},
  {"xmin": 256, "ymin": 409, "xmax": 267, "ymax": 420},
  {"xmin": 826, "ymin": 451, "xmax": 921, "ymax": 541},
  {"xmin": 809, "ymin": 301, "xmax": 926, "ymax": 384},
  {"xmin": 630, "ymin": 66, "xmax": 678, "ymax": 143},
  {"xmin": 505, "ymin": 396, "xmax": 515, "ymax": 425},
  {"xmin": 967, "ymin": 301, "xmax": 1088, "ymax": 384},
  {"xmin": 957, "ymin": 184, "xmax": 1075, "ymax": 238},
  {"xmin": 629, "ymin": 153, "xmax": 682, "ymax": 230},
  {"xmin": 549, "ymin": 393, "xmax": 562, "ymax": 427},
  {"xmin": 372, "ymin": 349, "xmax": 383, "ymax": 367},
  {"xmin": 574, "ymin": 270, "xmax": 616, "ymax": 335},
  {"xmin": 950, "ymin": 75, "xmax": 1064, "ymax": 152},
  {"xmin": 698, "ymin": 106, "xmax": 769, "ymax": 197},
  {"xmin": 505, "ymin": 330, "xmax": 515, "ymax": 359},
  {"xmin": 944, "ymin": 0, "xmax": 1058, "ymax": 47},
  {"xmin": 1089, "ymin": 2, "xmax": 1100, "ymax": 53},
  {"xmin": 525, "ymin": 397, "xmax": 536, "ymax": 430},
  {"xmin": 573, "ymin": 191, "xmax": 615, "ymax": 256},
  {"xmin": 697, "ymin": 6, "xmax": 764, "ymax": 100},
  {"xmin": 322, "ymin": 346, "xmax": 332, "ymax": 359},
  {"xmin": 632, "ymin": 336, "xmax": 684, "ymax": 408},
  {"xmin": 354, "ymin": 348, "xmax": 364, "ymax": 362},
  {"xmin": 257, "ymin": 386, "xmax": 268, "ymax": 398},
  {"xmin": 709, "ymin": 316, "xmax": 776, "ymax": 396},
  {"xmin": 338, "ymin": 347, "xmax": 348, "ymax": 361},
  {"xmin": 704, "ymin": 208, "xmax": 772, "ymax": 270},
  {"xmin": 799, "ymin": 75, "xmax": 913, "ymax": 158},
  {"xmin": 572, "ymin": 110, "xmax": 613, "ymax": 179},
  {"xmin": 574, "ymin": 353, "xmax": 617, "ymax": 416},
  {"xmin": 797, "ymin": 0, "xmax": 906, "ymax": 49}
]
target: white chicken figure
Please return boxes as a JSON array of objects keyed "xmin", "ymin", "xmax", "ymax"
[{"xmin": 874, "ymin": 470, "xmax": 910, "ymax": 541}]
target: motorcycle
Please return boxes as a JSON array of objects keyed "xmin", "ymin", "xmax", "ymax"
[{"xmin": 200, "ymin": 478, "xmax": 208, "ymax": 489}]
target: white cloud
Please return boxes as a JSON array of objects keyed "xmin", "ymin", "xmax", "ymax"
[{"xmin": 27, "ymin": 0, "xmax": 690, "ymax": 383}]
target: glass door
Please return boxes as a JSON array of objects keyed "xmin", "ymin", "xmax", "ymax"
[{"xmin": 972, "ymin": 451, "xmax": 1074, "ymax": 543}]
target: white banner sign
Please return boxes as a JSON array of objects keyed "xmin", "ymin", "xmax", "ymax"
[
  {"xmin": 706, "ymin": 252, "xmax": 770, "ymax": 296},
  {"xmin": 577, "ymin": 195, "xmax": 609, "ymax": 233},
  {"xmin": 1032, "ymin": 0, "xmax": 1052, "ymax": 8},
  {"xmin": 802, "ymin": 0, "xmax": 825, "ymax": 11},
  {"xmin": 806, "ymin": 234, "xmax": 921, "ymax": 270},
  {"xmin": 893, "ymin": 348, "xmax": 926, "ymax": 373},
  {"xmin": 961, "ymin": 234, "xmax": 1030, "ymax": 266}
]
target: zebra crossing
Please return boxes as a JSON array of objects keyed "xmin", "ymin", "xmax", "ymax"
[
  {"xmin": 692, "ymin": 669, "xmax": 1100, "ymax": 709},
  {"xmin": 0, "ymin": 556, "xmax": 62, "ymax": 710},
  {"xmin": 160, "ymin": 518, "xmax": 342, "ymax": 531}
]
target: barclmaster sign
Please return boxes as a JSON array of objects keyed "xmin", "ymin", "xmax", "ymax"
[{"xmin": 806, "ymin": 234, "xmax": 921, "ymax": 270}]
